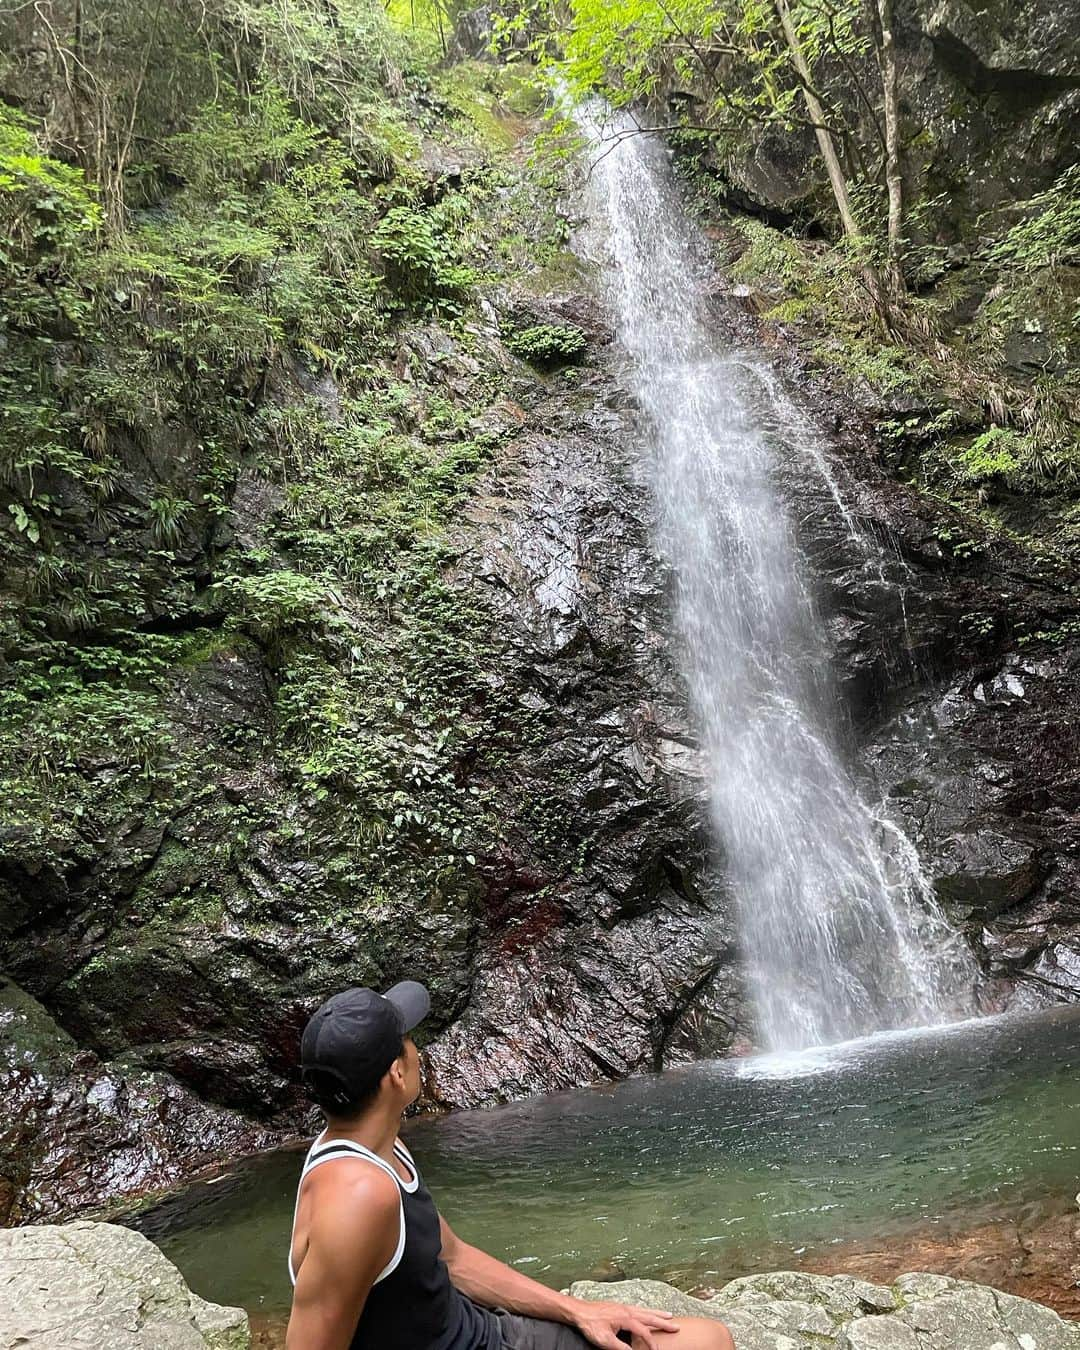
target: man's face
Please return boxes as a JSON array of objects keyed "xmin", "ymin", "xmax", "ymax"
[{"xmin": 401, "ymin": 1036, "xmax": 422, "ymax": 1104}]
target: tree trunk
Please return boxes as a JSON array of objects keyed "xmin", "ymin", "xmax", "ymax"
[
  {"xmin": 875, "ymin": 0, "xmax": 906, "ymax": 297},
  {"xmin": 772, "ymin": 0, "xmax": 862, "ymax": 244},
  {"xmin": 774, "ymin": 0, "xmax": 899, "ymax": 327}
]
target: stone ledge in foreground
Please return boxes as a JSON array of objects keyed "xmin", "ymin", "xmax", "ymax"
[
  {"xmin": 4, "ymin": 1223, "xmax": 1079, "ymax": 1350},
  {"xmin": 570, "ymin": 1272, "xmax": 1080, "ymax": 1348},
  {"xmin": 0, "ymin": 1220, "xmax": 248, "ymax": 1349}
]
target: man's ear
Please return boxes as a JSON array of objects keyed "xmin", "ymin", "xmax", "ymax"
[{"xmin": 386, "ymin": 1053, "xmax": 408, "ymax": 1090}]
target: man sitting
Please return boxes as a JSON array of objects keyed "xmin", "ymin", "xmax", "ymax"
[{"xmin": 286, "ymin": 981, "xmax": 736, "ymax": 1350}]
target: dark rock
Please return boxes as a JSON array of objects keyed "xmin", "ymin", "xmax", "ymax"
[
  {"xmin": 932, "ymin": 830, "xmax": 1045, "ymax": 919},
  {"xmin": 1002, "ymin": 325, "xmax": 1062, "ymax": 376},
  {"xmin": 450, "ymin": 6, "xmax": 496, "ymax": 60},
  {"xmin": 0, "ymin": 977, "xmax": 278, "ymax": 1223},
  {"xmin": 861, "ymin": 648, "xmax": 1080, "ymax": 1001},
  {"xmin": 423, "ymin": 305, "xmax": 746, "ymax": 1106}
]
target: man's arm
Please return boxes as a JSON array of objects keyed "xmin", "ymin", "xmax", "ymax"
[
  {"xmin": 286, "ymin": 1168, "xmax": 400, "ymax": 1350},
  {"xmin": 439, "ymin": 1216, "xmax": 676, "ymax": 1350}
]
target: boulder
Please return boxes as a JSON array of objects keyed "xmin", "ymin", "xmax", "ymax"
[
  {"xmin": 0, "ymin": 1221, "xmax": 248, "ymax": 1349},
  {"xmin": 0, "ymin": 977, "xmax": 278, "ymax": 1226},
  {"xmin": 931, "ymin": 829, "xmax": 1044, "ymax": 920},
  {"xmin": 569, "ymin": 1271, "xmax": 1080, "ymax": 1349}
]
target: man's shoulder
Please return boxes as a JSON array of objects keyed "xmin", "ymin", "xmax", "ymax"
[
  {"xmin": 305, "ymin": 1153, "xmax": 401, "ymax": 1215},
  {"xmin": 301, "ymin": 1158, "xmax": 401, "ymax": 1279}
]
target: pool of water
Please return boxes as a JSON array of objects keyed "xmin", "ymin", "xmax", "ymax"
[{"xmin": 136, "ymin": 1005, "xmax": 1080, "ymax": 1317}]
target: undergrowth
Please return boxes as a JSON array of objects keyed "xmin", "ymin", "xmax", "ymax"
[
  {"xmin": 688, "ymin": 165, "xmax": 1080, "ymax": 525},
  {"xmin": 0, "ymin": 4, "xmax": 537, "ymax": 904}
]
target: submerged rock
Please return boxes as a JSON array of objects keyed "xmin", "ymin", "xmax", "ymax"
[
  {"xmin": 799, "ymin": 1203, "xmax": 1080, "ymax": 1321},
  {"xmin": 570, "ymin": 1272, "xmax": 1080, "ymax": 1349},
  {"xmin": 0, "ymin": 1220, "xmax": 249, "ymax": 1348}
]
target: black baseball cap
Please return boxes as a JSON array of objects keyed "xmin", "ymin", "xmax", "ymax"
[{"xmin": 300, "ymin": 981, "xmax": 430, "ymax": 1112}]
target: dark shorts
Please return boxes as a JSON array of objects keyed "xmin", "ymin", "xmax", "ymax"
[{"xmin": 494, "ymin": 1311, "xmax": 632, "ymax": 1349}]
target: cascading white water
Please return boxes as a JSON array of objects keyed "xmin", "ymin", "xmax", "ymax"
[{"xmin": 577, "ymin": 107, "xmax": 979, "ymax": 1050}]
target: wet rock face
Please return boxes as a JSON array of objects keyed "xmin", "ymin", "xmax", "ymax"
[
  {"xmin": 0, "ymin": 977, "xmax": 279, "ymax": 1224},
  {"xmin": 863, "ymin": 650, "xmax": 1080, "ymax": 1004},
  {"xmin": 909, "ymin": 0, "xmax": 1080, "ymax": 224},
  {"xmin": 424, "ymin": 306, "xmax": 747, "ymax": 1107},
  {"xmin": 763, "ymin": 353, "xmax": 1080, "ymax": 1007}
]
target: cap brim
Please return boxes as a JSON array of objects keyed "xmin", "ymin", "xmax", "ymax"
[{"xmin": 383, "ymin": 980, "xmax": 430, "ymax": 1032}]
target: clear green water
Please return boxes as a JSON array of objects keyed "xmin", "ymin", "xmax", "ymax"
[{"xmin": 136, "ymin": 1006, "xmax": 1080, "ymax": 1317}]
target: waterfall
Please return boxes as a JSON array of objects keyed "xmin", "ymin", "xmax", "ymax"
[{"xmin": 576, "ymin": 106, "xmax": 979, "ymax": 1050}]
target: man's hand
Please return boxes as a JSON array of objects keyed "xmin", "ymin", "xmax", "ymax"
[
  {"xmin": 439, "ymin": 1216, "xmax": 678, "ymax": 1347},
  {"xmin": 570, "ymin": 1298, "xmax": 678, "ymax": 1350}
]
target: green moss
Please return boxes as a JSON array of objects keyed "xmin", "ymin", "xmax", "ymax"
[
  {"xmin": 432, "ymin": 60, "xmax": 522, "ymax": 152},
  {"xmin": 520, "ymin": 249, "xmax": 588, "ymax": 292},
  {"xmin": 730, "ymin": 218, "xmax": 805, "ymax": 289},
  {"xmin": 814, "ymin": 338, "xmax": 930, "ymax": 396},
  {"xmin": 763, "ymin": 297, "xmax": 811, "ymax": 324}
]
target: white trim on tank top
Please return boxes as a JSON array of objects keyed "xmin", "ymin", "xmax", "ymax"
[{"xmin": 287, "ymin": 1133, "xmax": 418, "ymax": 1287}]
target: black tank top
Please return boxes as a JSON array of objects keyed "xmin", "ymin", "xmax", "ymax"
[{"xmin": 289, "ymin": 1133, "xmax": 503, "ymax": 1350}]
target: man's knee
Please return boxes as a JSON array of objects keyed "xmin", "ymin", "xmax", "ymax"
[
  {"xmin": 701, "ymin": 1319, "xmax": 734, "ymax": 1350},
  {"xmin": 711, "ymin": 1321, "xmax": 735, "ymax": 1350},
  {"xmin": 666, "ymin": 1316, "xmax": 735, "ymax": 1350}
]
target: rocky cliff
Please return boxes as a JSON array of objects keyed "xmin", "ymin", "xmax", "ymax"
[
  {"xmin": 0, "ymin": 6, "xmax": 743, "ymax": 1220},
  {"xmin": 1, "ymin": 0, "xmax": 1078, "ymax": 1225}
]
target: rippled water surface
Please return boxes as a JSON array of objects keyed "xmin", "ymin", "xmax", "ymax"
[{"xmin": 139, "ymin": 1007, "xmax": 1080, "ymax": 1315}]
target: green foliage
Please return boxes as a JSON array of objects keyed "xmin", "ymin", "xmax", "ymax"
[
  {"xmin": 984, "ymin": 166, "xmax": 1080, "ymax": 273},
  {"xmin": 0, "ymin": 634, "xmax": 192, "ymax": 799},
  {"xmin": 372, "ymin": 204, "xmax": 478, "ymax": 313},
  {"xmin": 546, "ymin": 0, "xmax": 711, "ymax": 107},
  {"xmin": 0, "ymin": 105, "xmax": 103, "ymax": 497},
  {"xmin": 504, "ymin": 321, "xmax": 587, "ymax": 365},
  {"xmin": 816, "ymin": 339, "xmax": 925, "ymax": 395},
  {"xmin": 1018, "ymin": 617, "xmax": 1080, "ymax": 648},
  {"xmin": 0, "ymin": 0, "xmax": 543, "ymax": 912},
  {"xmin": 500, "ymin": 0, "xmax": 874, "ymax": 237},
  {"xmin": 959, "ymin": 427, "xmax": 1022, "ymax": 483},
  {"xmin": 432, "ymin": 60, "xmax": 522, "ymax": 152},
  {"xmin": 148, "ymin": 493, "xmax": 193, "ymax": 545},
  {"xmin": 215, "ymin": 568, "xmax": 331, "ymax": 640},
  {"xmin": 0, "ymin": 105, "xmax": 102, "ymax": 254},
  {"xmin": 731, "ymin": 217, "xmax": 805, "ymax": 290}
]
